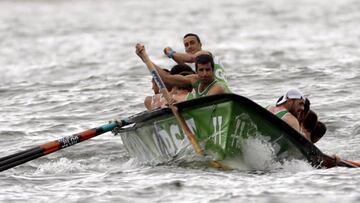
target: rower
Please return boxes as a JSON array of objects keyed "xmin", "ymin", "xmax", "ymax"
[
  {"xmin": 300, "ymin": 110, "xmax": 318, "ymax": 141},
  {"xmin": 268, "ymin": 89, "xmax": 305, "ymax": 134},
  {"xmin": 144, "ymin": 65, "xmax": 195, "ymax": 110},
  {"xmin": 144, "ymin": 69, "xmax": 170, "ymax": 110},
  {"xmin": 136, "ymin": 44, "xmax": 230, "ymax": 101},
  {"xmin": 297, "ymin": 98, "xmax": 327, "ymax": 143},
  {"xmin": 170, "ymin": 71, "xmax": 195, "ymax": 102},
  {"xmin": 163, "ymin": 33, "xmax": 229, "ymax": 90}
]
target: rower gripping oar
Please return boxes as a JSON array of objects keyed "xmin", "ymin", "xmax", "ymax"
[
  {"xmin": 138, "ymin": 44, "xmax": 203, "ymax": 155},
  {"xmin": 0, "ymin": 119, "xmax": 130, "ymax": 172},
  {"xmin": 151, "ymin": 70, "xmax": 203, "ymax": 155}
]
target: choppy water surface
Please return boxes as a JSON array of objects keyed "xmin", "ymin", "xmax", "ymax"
[{"xmin": 1, "ymin": 0, "xmax": 360, "ymax": 202}]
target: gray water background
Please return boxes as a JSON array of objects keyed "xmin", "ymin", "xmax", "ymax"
[{"xmin": 0, "ymin": 0, "xmax": 360, "ymax": 202}]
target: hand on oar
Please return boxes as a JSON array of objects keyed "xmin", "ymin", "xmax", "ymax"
[{"xmin": 0, "ymin": 118, "xmax": 131, "ymax": 172}]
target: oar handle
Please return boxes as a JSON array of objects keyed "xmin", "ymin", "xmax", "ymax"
[{"xmin": 0, "ymin": 120, "xmax": 129, "ymax": 172}]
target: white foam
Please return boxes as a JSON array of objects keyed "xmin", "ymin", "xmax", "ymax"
[
  {"xmin": 241, "ymin": 135, "xmax": 279, "ymax": 170},
  {"xmin": 34, "ymin": 158, "xmax": 87, "ymax": 174},
  {"xmin": 282, "ymin": 159, "xmax": 313, "ymax": 173},
  {"xmin": 223, "ymin": 135, "xmax": 314, "ymax": 172}
]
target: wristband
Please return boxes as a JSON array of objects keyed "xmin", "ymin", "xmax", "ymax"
[{"xmin": 167, "ymin": 50, "xmax": 176, "ymax": 59}]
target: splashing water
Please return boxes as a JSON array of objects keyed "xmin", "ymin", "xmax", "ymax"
[
  {"xmin": 34, "ymin": 158, "xmax": 87, "ymax": 175},
  {"xmin": 241, "ymin": 135, "xmax": 278, "ymax": 170},
  {"xmin": 223, "ymin": 135, "xmax": 314, "ymax": 172}
]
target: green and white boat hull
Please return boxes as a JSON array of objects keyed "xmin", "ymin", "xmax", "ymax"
[{"xmin": 118, "ymin": 94, "xmax": 343, "ymax": 168}]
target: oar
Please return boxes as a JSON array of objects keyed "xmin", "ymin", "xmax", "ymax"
[
  {"xmin": 321, "ymin": 154, "xmax": 360, "ymax": 168},
  {"xmin": 344, "ymin": 160, "xmax": 360, "ymax": 167},
  {"xmin": 138, "ymin": 44, "xmax": 203, "ymax": 155},
  {"xmin": 0, "ymin": 119, "xmax": 130, "ymax": 172}
]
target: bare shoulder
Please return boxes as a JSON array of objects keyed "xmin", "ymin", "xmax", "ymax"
[
  {"xmin": 209, "ymin": 83, "xmax": 225, "ymax": 95},
  {"xmin": 283, "ymin": 114, "xmax": 301, "ymax": 131},
  {"xmin": 267, "ymin": 106, "xmax": 276, "ymax": 112}
]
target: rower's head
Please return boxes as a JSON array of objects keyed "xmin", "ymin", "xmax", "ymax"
[
  {"xmin": 170, "ymin": 64, "xmax": 194, "ymax": 92},
  {"xmin": 276, "ymin": 89, "xmax": 305, "ymax": 118},
  {"xmin": 298, "ymin": 98, "xmax": 311, "ymax": 123},
  {"xmin": 178, "ymin": 71, "xmax": 194, "ymax": 92},
  {"xmin": 194, "ymin": 50, "xmax": 213, "ymax": 58},
  {"xmin": 311, "ymin": 121, "xmax": 326, "ymax": 143},
  {"xmin": 183, "ymin": 33, "xmax": 202, "ymax": 54},
  {"xmin": 195, "ymin": 54, "xmax": 215, "ymax": 84},
  {"xmin": 170, "ymin": 64, "xmax": 194, "ymax": 75},
  {"xmin": 302, "ymin": 110, "xmax": 318, "ymax": 133},
  {"xmin": 195, "ymin": 54, "xmax": 214, "ymax": 71}
]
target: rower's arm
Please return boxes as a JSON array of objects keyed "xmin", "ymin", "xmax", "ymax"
[
  {"xmin": 155, "ymin": 67, "xmax": 196, "ymax": 88},
  {"xmin": 172, "ymin": 52, "xmax": 196, "ymax": 64},
  {"xmin": 164, "ymin": 47, "xmax": 196, "ymax": 64},
  {"xmin": 136, "ymin": 44, "xmax": 196, "ymax": 88},
  {"xmin": 284, "ymin": 115, "xmax": 302, "ymax": 133}
]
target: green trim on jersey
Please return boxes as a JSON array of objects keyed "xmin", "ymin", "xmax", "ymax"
[
  {"xmin": 191, "ymin": 79, "xmax": 231, "ymax": 99},
  {"xmin": 214, "ymin": 63, "xmax": 231, "ymax": 92},
  {"xmin": 193, "ymin": 80, "xmax": 217, "ymax": 98},
  {"xmin": 275, "ymin": 109, "xmax": 289, "ymax": 119},
  {"xmin": 186, "ymin": 92, "xmax": 194, "ymax": 100},
  {"xmin": 214, "ymin": 64, "xmax": 227, "ymax": 84}
]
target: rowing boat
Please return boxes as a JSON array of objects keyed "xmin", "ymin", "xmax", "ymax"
[
  {"xmin": 0, "ymin": 93, "xmax": 355, "ymax": 172},
  {"xmin": 116, "ymin": 93, "xmax": 345, "ymax": 168}
]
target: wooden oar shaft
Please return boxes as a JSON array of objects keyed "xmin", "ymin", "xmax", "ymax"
[
  {"xmin": 321, "ymin": 154, "xmax": 359, "ymax": 168},
  {"xmin": 0, "ymin": 122, "xmax": 122, "ymax": 172},
  {"xmin": 345, "ymin": 160, "xmax": 360, "ymax": 167},
  {"xmin": 144, "ymin": 57, "xmax": 203, "ymax": 155},
  {"xmin": 169, "ymin": 105, "xmax": 203, "ymax": 155}
]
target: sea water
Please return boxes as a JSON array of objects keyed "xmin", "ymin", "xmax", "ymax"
[{"xmin": 1, "ymin": 0, "xmax": 360, "ymax": 202}]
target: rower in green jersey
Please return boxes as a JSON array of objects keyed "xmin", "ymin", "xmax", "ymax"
[
  {"xmin": 135, "ymin": 44, "xmax": 230, "ymax": 101},
  {"xmin": 267, "ymin": 89, "xmax": 306, "ymax": 137},
  {"xmin": 163, "ymin": 33, "xmax": 231, "ymax": 92}
]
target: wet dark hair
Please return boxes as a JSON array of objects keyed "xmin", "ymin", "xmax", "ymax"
[
  {"xmin": 178, "ymin": 71, "xmax": 194, "ymax": 91},
  {"xmin": 170, "ymin": 64, "xmax": 194, "ymax": 75},
  {"xmin": 303, "ymin": 110, "xmax": 318, "ymax": 132},
  {"xmin": 311, "ymin": 121, "xmax": 327, "ymax": 143},
  {"xmin": 179, "ymin": 71, "xmax": 195, "ymax": 76},
  {"xmin": 183, "ymin": 33, "xmax": 201, "ymax": 44},
  {"xmin": 195, "ymin": 54, "xmax": 214, "ymax": 71},
  {"xmin": 304, "ymin": 98, "xmax": 310, "ymax": 114}
]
